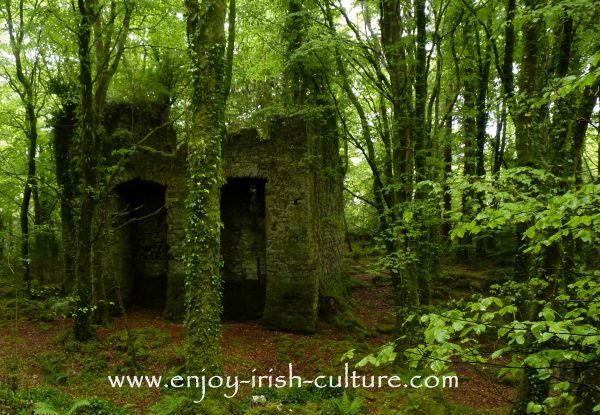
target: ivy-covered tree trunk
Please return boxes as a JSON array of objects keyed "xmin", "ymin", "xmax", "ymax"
[
  {"xmin": 72, "ymin": 0, "xmax": 97, "ymax": 341},
  {"xmin": 183, "ymin": 0, "xmax": 227, "ymax": 376}
]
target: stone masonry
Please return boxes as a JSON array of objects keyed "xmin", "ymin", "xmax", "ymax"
[{"xmin": 95, "ymin": 104, "xmax": 344, "ymax": 333}]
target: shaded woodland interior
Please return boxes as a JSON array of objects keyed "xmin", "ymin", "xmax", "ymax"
[
  {"xmin": 0, "ymin": 0, "xmax": 598, "ymax": 411},
  {"xmin": 113, "ymin": 176, "xmax": 269, "ymax": 320},
  {"xmin": 114, "ymin": 179, "xmax": 168, "ymax": 310},
  {"xmin": 220, "ymin": 177, "xmax": 267, "ymax": 320}
]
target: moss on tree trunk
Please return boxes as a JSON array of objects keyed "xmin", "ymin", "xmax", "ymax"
[{"xmin": 183, "ymin": 0, "xmax": 227, "ymax": 378}]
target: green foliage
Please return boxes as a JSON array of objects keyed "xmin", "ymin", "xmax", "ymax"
[
  {"xmin": 324, "ymin": 392, "xmax": 363, "ymax": 415},
  {"xmin": 149, "ymin": 395, "xmax": 236, "ymax": 415},
  {"xmin": 108, "ymin": 327, "xmax": 170, "ymax": 353},
  {"xmin": 39, "ymin": 353, "xmax": 68, "ymax": 385},
  {"xmin": 66, "ymin": 398, "xmax": 131, "ymax": 415},
  {"xmin": 0, "ymin": 387, "xmax": 128, "ymax": 415},
  {"xmin": 351, "ymin": 342, "xmax": 397, "ymax": 368},
  {"xmin": 106, "ymin": 327, "xmax": 169, "ymax": 373},
  {"xmin": 405, "ymin": 175, "xmax": 600, "ymax": 414},
  {"xmin": 452, "ymin": 174, "xmax": 599, "ymax": 254}
]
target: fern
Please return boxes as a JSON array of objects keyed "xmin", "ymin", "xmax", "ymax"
[
  {"xmin": 67, "ymin": 398, "xmax": 91, "ymax": 415},
  {"xmin": 33, "ymin": 401, "xmax": 60, "ymax": 415},
  {"xmin": 330, "ymin": 392, "xmax": 363, "ymax": 415}
]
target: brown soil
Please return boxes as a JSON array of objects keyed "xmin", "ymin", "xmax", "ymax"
[{"xmin": 0, "ymin": 262, "xmax": 515, "ymax": 414}]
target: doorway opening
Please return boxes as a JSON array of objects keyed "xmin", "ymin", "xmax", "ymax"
[
  {"xmin": 114, "ymin": 179, "xmax": 168, "ymax": 310},
  {"xmin": 220, "ymin": 177, "xmax": 267, "ymax": 320}
]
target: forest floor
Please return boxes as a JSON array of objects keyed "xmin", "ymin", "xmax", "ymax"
[{"xmin": 0, "ymin": 253, "xmax": 516, "ymax": 414}]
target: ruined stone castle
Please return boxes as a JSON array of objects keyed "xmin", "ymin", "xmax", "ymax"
[{"xmin": 94, "ymin": 103, "xmax": 344, "ymax": 333}]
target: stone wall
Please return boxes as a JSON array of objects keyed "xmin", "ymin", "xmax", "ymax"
[
  {"xmin": 92, "ymin": 105, "xmax": 344, "ymax": 332},
  {"xmin": 223, "ymin": 116, "xmax": 344, "ymax": 333},
  {"xmin": 98, "ymin": 102, "xmax": 187, "ymax": 321}
]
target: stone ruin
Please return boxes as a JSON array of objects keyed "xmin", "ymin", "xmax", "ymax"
[{"xmin": 92, "ymin": 102, "xmax": 344, "ymax": 333}]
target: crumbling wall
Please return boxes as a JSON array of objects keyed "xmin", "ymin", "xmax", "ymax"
[
  {"xmin": 223, "ymin": 116, "xmax": 344, "ymax": 333},
  {"xmin": 99, "ymin": 102, "xmax": 187, "ymax": 321},
  {"xmin": 93, "ymin": 104, "xmax": 344, "ymax": 331}
]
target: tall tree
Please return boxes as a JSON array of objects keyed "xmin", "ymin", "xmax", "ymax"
[
  {"xmin": 2, "ymin": 0, "xmax": 44, "ymax": 295},
  {"xmin": 72, "ymin": 0, "xmax": 133, "ymax": 341},
  {"xmin": 183, "ymin": 0, "xmax": 227, "ymax": 375}
]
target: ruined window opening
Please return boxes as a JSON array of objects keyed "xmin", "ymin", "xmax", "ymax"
[
  {"xmin": 114, "ymin": 179, "xmax": 168, "ymax": 310},
  {"xmin": 220, "ymin": 177, "xmax": 267, "ymax": 320}
]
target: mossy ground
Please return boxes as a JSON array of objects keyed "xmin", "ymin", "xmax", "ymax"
[{"xmin": 0, "ymin": 250, "xmax": 515, "ymax": 414}]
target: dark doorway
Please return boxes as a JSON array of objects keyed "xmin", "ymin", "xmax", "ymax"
[
  {"xmin": 220, "ymin": 177, "xmax": 267, "ymax": 320},
  {"xmin": 115, "ymin": 179, "xmax": 168, "ymax": 310}
]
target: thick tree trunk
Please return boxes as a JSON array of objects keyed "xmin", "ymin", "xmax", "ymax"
[
  {"xmin": 511, "ymin": 2, "xmax": 554, "ymax": 411},
  {"xmin": 183, "ymin": 0, "xmax": 227, "ymax": 377},
  {"xmin": 71, "ymin": 0, "xmax": 132, "ymax": 341},
  {"xmin": 514, "ymin": 1, "xmax": 542, "ymax": 168},
  {"xmin": 381, "ymin": 0, "xmax": 413, "ymax": 204}
]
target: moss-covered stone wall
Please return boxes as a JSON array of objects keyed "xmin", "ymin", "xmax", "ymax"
[
  {"xmin": 91, "ymin": 105, "xmax": 344, "ymax": 332},
  {"xmin": 223, "ymin": 116, "xmax": 344, "ymax": 333},
  {"xmin": 97, "ymin": 102, "xmax": 187, "ymax": 321}
]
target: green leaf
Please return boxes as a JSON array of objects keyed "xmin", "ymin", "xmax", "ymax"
[
  {"xmin": 515, "ymin": 333, "xmax": 525, "ymax": 345},
  {"xmin": 340, "ymin": 349, "xmax": 355, "ymax": 362},
  {"xmin": 33, "ymin": 402, "xmax": 59, "ymax": 415},
  {"xmin": 434, "ymin": 328, "xmax": 450, "ymax": 343},
  {"xmin": 540, "ymin": 331, "xmax": 554, "ymax": 342},
  {"xmin": 541, "ymin": 307, "xmax": 555, "ymax": 322},
  {"xmin": 452, "ymin": 321, "xmax": 465, "ymax": 331},
  {"xmin": 527, "ymin": 402, "xmax": 544, "ymax": 414}
]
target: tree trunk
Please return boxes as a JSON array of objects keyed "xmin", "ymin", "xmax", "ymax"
[
  {"xmin": 183, "ymin": 0, "xmax": 227, "ymax": 376},
  {"xmin": 53, "ymin": 101, "xmax": 78, "ymax": 293},
  {"xmin": 72, "ymin": 0, "xmax": 97, "ymax": 341},
  {"xmin": 4, "ymin": 0, "xmax": 40, "ymax": 296},
  {"xmin": 413, "ymin": 0, "xmax": 428, "ymax": 182}
]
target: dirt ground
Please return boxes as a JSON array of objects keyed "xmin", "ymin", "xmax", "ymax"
[{"xmin": 0, "ymin": 262, "xmax": 515, "ymax": 414}]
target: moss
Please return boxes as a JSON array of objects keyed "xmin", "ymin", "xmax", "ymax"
[
  {"xmin": 149, "ymin": 395, "xmax": 238, "ymax": 415},
  {"xmin": 319, "ymin": 271, "xmax": 359, "ymax": 320},
  {"xmin": 263, "ymin": 280, "xmax": 319, "ymax": 334}
]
